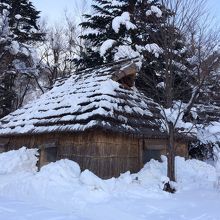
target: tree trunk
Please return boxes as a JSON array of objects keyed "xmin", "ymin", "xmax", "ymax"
[
  {"xmin": 167, "ymin": 122, "xmax": 175, "ymax": 182},
  {"xmin": 164, "ymin": 122, "xmax": 176, "ymax": 193}
]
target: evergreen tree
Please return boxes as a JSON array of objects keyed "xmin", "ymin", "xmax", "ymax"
[
  {"xmin": 75, "ymin": 0, "xmax": 128, "ymax": 69},
  {"xmin": 0, "ymin": 0, "xmax": 44, "ymax": 42},
  {"xmin": 0, "ymin": 0, "xmax": 44, "ymax": 118},
  {"xmin": 77, "ymin": 0, "xmax": 192, "ymax": 103},
  {"xmin": 78, "ymin": 0, "xmax": 171, "ymax": 65}
]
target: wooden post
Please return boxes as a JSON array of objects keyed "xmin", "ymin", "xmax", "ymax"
[
  {"xmin": 138, "ymin": 138, "xmax": 144, "ymax": 169},
  {"xmin": 37, "ymin": 146, "xmax": 45, "ymax": 170}
]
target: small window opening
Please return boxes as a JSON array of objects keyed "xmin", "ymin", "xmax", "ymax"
[
  {"xmin": 143, "ymin": 149, "xmax": 161, "ymax": 164},
  {"xmin": 45, "ymin": 147, "xmax": 57, "ymax": 162},
  {"xmin": 112, "ymin": 62, "xmax": 138, "ymax": 88},
  {"xmin": 38, "ymin": 142, "xmax": 58, "ymax": 168},
  {"xmin": 118, "ymin": 75, "xmax": 136, "ymax": 88},
  {"xmin": 0, "ymin": 138, "xmax": 9, "ymax": 153}
]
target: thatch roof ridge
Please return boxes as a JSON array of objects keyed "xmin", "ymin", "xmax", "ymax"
[
  {"xmin": 76, "ymin": 57, "xmax": 141, "ymax": 74},
  {"xmin": 54, "ymin": 57, "xmax": 140, "ymax": 87}
]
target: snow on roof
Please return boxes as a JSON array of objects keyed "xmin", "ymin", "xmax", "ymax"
[{"xmin": 0, "ymin": 59, "xmax": 163, "ymax": 137}]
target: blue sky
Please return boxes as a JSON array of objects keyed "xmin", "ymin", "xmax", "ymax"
[
  {"xmin": 33, "ymin": 0, "xmax": 220, "ymax": 23},
  {"xmin": 209, "ymin": 0, "xmax": 220, "ymax": 21}
]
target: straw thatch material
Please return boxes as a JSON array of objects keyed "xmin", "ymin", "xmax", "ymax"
[{"xmin": 0, "ymin": 59, "xmax": 163, "ymax": 138}]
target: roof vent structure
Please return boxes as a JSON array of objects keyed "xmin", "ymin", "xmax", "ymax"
[{"xmin": 112, "ymin": 62, "xmax": 138, "ymax": 88}]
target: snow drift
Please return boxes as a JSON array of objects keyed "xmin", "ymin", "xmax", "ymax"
[
  {"xmin": 0, "ymin": 147, "xmax": 38, "ymax": 174},
  {"xmin": 0, "ymin": 147, "xmax": 217, "ymax": 211}
]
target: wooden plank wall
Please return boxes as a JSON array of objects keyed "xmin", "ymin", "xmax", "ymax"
[
  {"xmin": 1, "ymin": 131, "xmax": 140, "ymax": 179},
  {"xmin": 57, "ymin": 131, "xmax": 140, "ymax": 178},
  {"xmin": 0, "ymin": 132, "xmax": 188, "ymax": 179},
  {"xmin": 144, "ymin": 139, "xmax": 188, "ymax": 158}
]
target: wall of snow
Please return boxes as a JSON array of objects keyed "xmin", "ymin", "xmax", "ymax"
[
  {"xmin": 0, "ymin": 147, "xmax": 38, "ymax": 174},
  {"xmin": 136, "ymin": 156, "xmax": 216, "ymax": 190},
  {"xmin": 0, "ymin": 148, "xmax": 217, "ymax": 211}
]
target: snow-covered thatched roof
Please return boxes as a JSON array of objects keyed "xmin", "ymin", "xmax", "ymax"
[{"xmin": 0, "ymin": 59, "xmax": 164, "ymax": 138}]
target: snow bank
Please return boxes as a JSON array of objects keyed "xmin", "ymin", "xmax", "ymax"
[
  {"xmin": 80, "ymin": 169, "xmax": 107, "ymax": 190},
  {"xmin": 176, "ymin": 157, "xmax": 216, "ymax": 189},
  {"xmin": 136, "ymin": 157, "xmax": 168, "ymax": 191},
  {"xmin": 0, "ymin": 147, "xmax": 38, "ymax": 174},
  {"xmin": 136, "ymin": 156, "xmax": 216, "ymax": 190},
  {"xmin": 0, "ymin": 147, "xmax": 217, "ymax": 211},
  {"xmin": 39, "ymin": 159, "xmax": 81, "ymax": 184}
]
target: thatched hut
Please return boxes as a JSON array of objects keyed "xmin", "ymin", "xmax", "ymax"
[{"xmin": 0, "ymin": 59, "xmax": 188, "ymax": 178}]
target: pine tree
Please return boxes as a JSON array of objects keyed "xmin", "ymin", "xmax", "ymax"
[
  {"xmin": 75, "ymin": 0, "xmax": 128, "ymax": 69},
  {"xmin": 0, "ymin": 0, "xmax": 44, "ymax": 118},
  {"xmin": 0, "ymin": 0, "xmax": 44, "ymax": 42},
  {"xmin": 78, "ymin": 0, "xmax": 171, "ymax": 63},
  {"xmin": 77, "ymin": 0, "xmax": 192, "ymax": 102}
]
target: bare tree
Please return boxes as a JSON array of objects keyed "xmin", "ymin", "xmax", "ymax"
[
  {"xmin": 141, "ymin": 0, "xmax": 220, "ymax": 191},
  {"xmin": 162, "ymin": 0, "xmax": 220, "ymax": 191},
  {"xmin": 38, "ymin": 11, "xmax": 87, "ymax": 88}
]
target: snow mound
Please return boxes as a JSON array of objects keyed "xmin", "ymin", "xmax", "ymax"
[
  {"xmin": 80, "ymin": 169, "xmax": 109, "ymax": 190},
  {"xmin": 0, "ymin": 148, "xmax": 216, "ymax": 190},
  {"xmin": 136, "ymin": 156, "xmax": 216, "ymax": 190},
  {"xmin": 136, "ymin": 157, "xmax": 168, "ymax": 191},
  {"xmin": 39, "ymin": 159, "xmax": 81, "ymax": 185},
  {"xmin": 0, "ymin": 147, "xmax": 217, "ymax": 212},
  {"xmin": 0, "ymin": 147, "xmax": 38, "ymax": 174},
  {"xmin": 176, "ymin": 157, "xmax": 216, "ymax": 188}
]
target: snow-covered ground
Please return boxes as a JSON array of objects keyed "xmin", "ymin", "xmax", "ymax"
[
  {"xmin": 0, "ymin": 196, "xmax": 78, "ymax": 220},
  {"xmin": 0, "ymin": 147, "xmax": 219, "ymax": 220}
]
